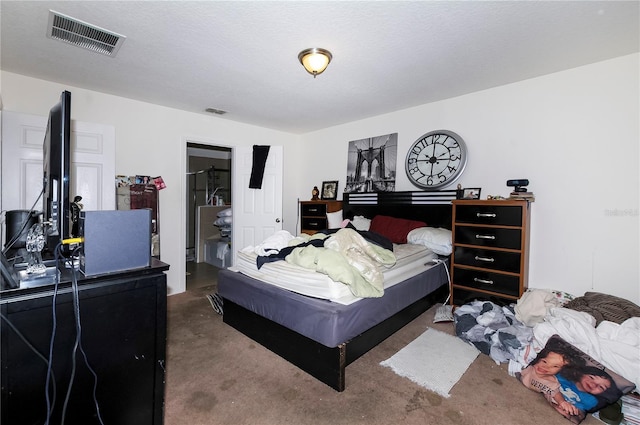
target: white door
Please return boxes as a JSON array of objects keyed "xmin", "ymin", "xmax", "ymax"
[
  {"xmin": 1, "ymin": 111, "xmax": 115, "ymax": 243},
  {"xmin": 69, "ymin": 120, "xmax": 116, "ymax": 211},
  {"xmin": 231, "ymin": 145, "xmax": 283, "ymax": 266}
]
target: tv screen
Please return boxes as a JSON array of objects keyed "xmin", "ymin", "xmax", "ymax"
[{"xmin": 42, "ymin": 90, "xmax": 71, "ymax": 255}]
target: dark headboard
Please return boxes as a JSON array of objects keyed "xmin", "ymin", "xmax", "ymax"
[{"xmin": 343, "ymin": 190, "xmax": 456, "ymax": 230}]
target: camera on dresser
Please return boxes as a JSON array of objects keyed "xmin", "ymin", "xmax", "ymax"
[{"xmin": 450, "ymin": 199, "xmax": 531, "ymax": 306}]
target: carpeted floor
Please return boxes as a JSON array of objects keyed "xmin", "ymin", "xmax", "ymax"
[{"xmin": 165, "ymin": 282, "xmax": 604, "ymax": 425}]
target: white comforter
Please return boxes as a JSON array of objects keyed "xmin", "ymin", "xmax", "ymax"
[
  {"xmin": 242, "ymin": 229, "xmax": 397, "ymax": 298},
  {"xmin": 532, "ymin": 307, "xmax": 640, "ymax": 390}
]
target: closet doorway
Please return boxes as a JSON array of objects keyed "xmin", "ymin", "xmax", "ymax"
[{"xmin": 186, "ymin": 142, "xmax": 231, "ymax": 290}]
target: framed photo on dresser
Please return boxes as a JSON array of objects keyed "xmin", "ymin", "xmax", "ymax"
[
  {"xmin": 321, "ymin": 181, "xmax": 338, "ymax": 200},
  {"xmin": 462, "ymin": 188, "xmax": 481, "ymax": 199}
]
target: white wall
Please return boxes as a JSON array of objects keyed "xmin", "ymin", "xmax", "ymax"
[
  {"xmin": 0, "ymin": 71, "xmax": 299, "ymax": 295},
  {"xmin": 2, "ymin": 54, "xmax": 638, "ymax": 303},
  {"xmin": 294, "ymin": 54, "xmax": 639, "ymax": 304}
]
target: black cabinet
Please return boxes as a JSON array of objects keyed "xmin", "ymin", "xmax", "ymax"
[
  {"xmin": 0, "ymin": 262, "xmax": 168, "ymax": 425},
  {"xmin": 450, "ymin": 200, "xmax": 531, "ymax": 306},
  {"xmin": 300, "ymin": 201, "xmax": 342, "ymax": 235}
]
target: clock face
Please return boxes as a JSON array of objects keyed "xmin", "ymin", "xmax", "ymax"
[{"xmin": 405, "ymin": 130, "xmax": 467, "ymax": 190}]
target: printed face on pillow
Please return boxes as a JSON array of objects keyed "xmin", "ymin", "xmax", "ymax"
[
  {"xmin": 533, "ymin": 352, "xmax": 565, "ymax": 376},
  {"xmin": 578, "ymin": 374, "xmax": 611, "ymax": 395}
]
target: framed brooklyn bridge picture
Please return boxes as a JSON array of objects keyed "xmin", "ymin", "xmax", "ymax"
[{"xmin": 344, "ymin": 132, "xmax": 397, "ymax": 193}]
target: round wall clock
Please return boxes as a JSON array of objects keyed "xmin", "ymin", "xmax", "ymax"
[{"xmin": 405, "ymin": 130, "xmax": 468, "ymax": 190}]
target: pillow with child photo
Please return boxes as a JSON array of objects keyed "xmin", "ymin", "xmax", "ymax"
[{"xmin": 516, "ymin": 334, "xmax": 636, "ymax": 424}]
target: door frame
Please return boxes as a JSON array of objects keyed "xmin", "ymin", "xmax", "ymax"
[{"xmin": 181, "ymin": 136, "xmax": 233, "ymax": 293}]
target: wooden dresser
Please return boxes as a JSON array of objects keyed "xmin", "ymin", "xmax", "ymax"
[
  {"xmin": 450, "ymin": 199, "xmax": 531, "ymax": 306},
  {"xmin": 300, "ymin": 200, "xmax": 342, "ymax": 235}
]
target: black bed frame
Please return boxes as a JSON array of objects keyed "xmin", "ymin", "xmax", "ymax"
[
  {"xmin": 223, "ymin": 283, "xmax": 448, "ymax": 391},
  {"xmin": 222, "ymin": 190, "xmax": 456, "ymax": 391}
]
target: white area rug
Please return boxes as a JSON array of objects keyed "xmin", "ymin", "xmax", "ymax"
[{"xmin": 380, "ymin": 328, "xmax": 480, "ymax": 398}]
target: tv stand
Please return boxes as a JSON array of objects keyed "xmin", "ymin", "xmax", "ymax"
[{"xmin": 0, "ymin": 260, "xmax": 169, "ymax": 425}]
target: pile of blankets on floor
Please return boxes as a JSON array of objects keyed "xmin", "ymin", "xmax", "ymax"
[
  {"xmin": 454, "ymin": 290, "xmax": 640, "ymax": 390},
  {"xmin": 454, "ymin": 301, "xmax": 533, "ymax": 364}
]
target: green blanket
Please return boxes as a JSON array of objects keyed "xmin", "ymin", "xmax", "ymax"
[{"xmin": 285, "ymin": 228, "xmax": 396, "ymax": 298}]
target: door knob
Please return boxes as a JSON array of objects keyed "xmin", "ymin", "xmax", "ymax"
[{"xmin": 275, "ymin": 218, "xmax": 281, "ymax": 223}]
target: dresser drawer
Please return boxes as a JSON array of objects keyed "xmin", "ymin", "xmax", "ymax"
[
  {"xmin": 453, "ymin": 246, "xmax": 521, "ymax": 273},
  {"xmin": 452, "ymin": 287, "xmax": 514, "ymax": 307},
  {"xmin": 454, "ymin": 226, "xmax": 521, "ymax": 250},
  {"xmin": 302, "ymin": 217, "xmax": 327, "ymax": 231},
  {"xmin": 455, "ymin": 205, "xmax": 523, "ymax": 226},
  {"xmin": 452, "ymin": 267, "xmax": 520, "ymax": 297},
  {"xmin": 302, "ymin": 203, "xmax": 327, "ymax": 216}
]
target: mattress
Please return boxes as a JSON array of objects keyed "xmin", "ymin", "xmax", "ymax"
[
  {"xmin": 230, "ymin": 243, "xmax": 437, "ymax": 305},
  {"xmin": 218, "ymin": 260, "xmax": 448, "ymax": 348}
]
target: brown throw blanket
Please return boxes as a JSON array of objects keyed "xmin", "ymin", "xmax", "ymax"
[{"xmin": 564, "ymin": 292, "xmax": 640, "ymax": 325}]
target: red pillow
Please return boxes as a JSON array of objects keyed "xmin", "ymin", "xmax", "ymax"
[{"xmin": 369, "ymin": 215, "xmax": 427, "ymax": 244}]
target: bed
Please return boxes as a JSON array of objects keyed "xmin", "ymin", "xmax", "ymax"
[{"xmin": 218, "ymin": 190, "xmax": 457, "ymax": 391}]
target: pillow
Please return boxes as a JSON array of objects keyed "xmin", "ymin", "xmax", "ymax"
[
  {"xmin": 217, "ymin": 208, "xmax": 232, "ymax": 217},
  {"xmin": 369, "ymin": 215, "xmax": 427, "ymax": 244},
  {"xmin": 406, "ymin": 227, "xmax": 452, "ymax": 255},
  {"xmin": 214, "ymin": 216, "xmax": 232, "ymax": 226},
  {"xmin": 515, "ymin": 334, "xmax": 635, "ymax": 424},
  {"xmin": 351, "ymin": 215, "xmax": 371, "ymax": 231},
  {"xmin": 326, "ymin": 210, "xmax": 344, "ymax": 229}
]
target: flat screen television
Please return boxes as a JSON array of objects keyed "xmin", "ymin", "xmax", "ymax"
[{"xmin": 42, "ymin": 90, "xmax": 71, "ymax": 256}]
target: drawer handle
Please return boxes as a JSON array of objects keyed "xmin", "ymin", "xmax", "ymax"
[
  {"xmin": 475, "ymin": 234, "xmax": 496, "ymax": 240},
  {"xmin": 474, "ymin": 278, "xmax": 494, "ymax": 285},
  {"xmin": 308, "ymin": 208, "xmax": 319, "ymax": 213},
  {"xmin": 474, "ymin": 255, "xmax": 495, "ymax": 263},
  {"xmin": 477, "ymin": 213, "xmax": 496, "ymax": 218}
]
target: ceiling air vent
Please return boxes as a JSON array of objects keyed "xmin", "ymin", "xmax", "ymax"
[
  {"xmin": 205, "ymin": 108, "xmax": 227, "ymax": 115},
  {"xmin": 47, "ymin": 10, "xmax": 126, "ymax": 57}
]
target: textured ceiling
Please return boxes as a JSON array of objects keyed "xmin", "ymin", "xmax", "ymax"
[{"xmin": 1, "ymin": 1, "xmax": 638, "ymax": 134}]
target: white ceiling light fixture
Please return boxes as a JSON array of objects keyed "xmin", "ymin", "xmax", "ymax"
[
  {"xmin": 47, "ymin": 10, "xmax": 126, "ymax": 57},
  {"xmin": 298, "ymin": 48, "xmax": 332, "ymax": 78}
]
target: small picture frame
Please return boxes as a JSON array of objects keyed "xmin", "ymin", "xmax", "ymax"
[
  {"xmin": 321, "ymin": 180, "xmax": 339, "ymax": 200},
  {"xmin": 462, "ymin": 188, "xmax": 481, "ymax": 200}
]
